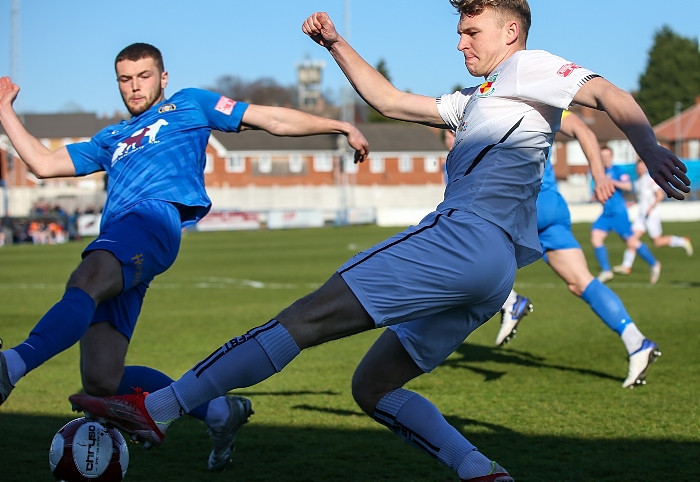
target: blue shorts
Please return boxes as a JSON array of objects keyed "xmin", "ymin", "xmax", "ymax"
[
  {"xmin": 591, "ymin": 209, "xmax": 633, "ymax": 240},
  {"xmin": 84, "ymin": 200, "xmax": 182, "ymax": 339},
  {"xmin": 537, "ymin": 190, "xmax": 581, "ymax": 253},
  {"xmin": 338, "ymin": 209, "xmax": 516, "ymax": 372}
]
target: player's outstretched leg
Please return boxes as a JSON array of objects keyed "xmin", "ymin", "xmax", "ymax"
[
  {"xmin": 622, "ymin": 339, "xmax": 661, "ymax": 389},
  {"xmin": 495, "ymin": 294, "xmax": 533, "ymax": 347}
]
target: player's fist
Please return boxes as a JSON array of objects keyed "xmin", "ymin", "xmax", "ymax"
[
  {"xmin": 0, "ymin": 76, "xmax": 20, "ymax": 110},
  {"xmin": 302, "ymin": 12, "xmax": 339, "ymax": 48}
]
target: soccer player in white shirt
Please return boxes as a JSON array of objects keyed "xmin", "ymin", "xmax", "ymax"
[
  {"xmin": 70, "ymin": 2, "xmax": 690, "ymax": 480},
  {"xmin": 613, "ymin": 159, "xmax": 693, "ymax": 274}
]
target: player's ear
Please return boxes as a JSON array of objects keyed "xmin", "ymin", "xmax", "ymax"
[
  {"xmin": 505, "ymin": 20, "xmax": 519, "ymax": 46},
  {"xmin": 161, "ymin": 70, "xmax": 169, "ymax": 89}
]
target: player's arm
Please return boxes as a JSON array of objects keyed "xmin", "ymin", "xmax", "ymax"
[
  {"xmin": 559, "ymin": 112, "xmax": 614, "ymax": 202},
  {"xmin": 572, "ymin": 77, "xmax": 689, "ymax": 200},
  {"xmin": 611, "ymin": 175, "xmax": 633, "ymax": 192},
  {"xmin": 241, "ymin": 104, "xmax": 369, "ymax": 163},
  {"xmin": 0, "ymin": 77, "xmax": 75, "ymax": 178},
  {"xmin": 302, "ymin": 12, "xmax": 445, "ymax": 127}
]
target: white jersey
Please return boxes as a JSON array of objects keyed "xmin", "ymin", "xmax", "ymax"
[
  {"xmin": 633, "ymin": 172, "xmax": 663, "ymax": 237},
  {"xmin": 436, "ymin": 50, "xmax": 598, "ymax": 267},
  {"xmin": 635, "ymin": 172, "xmax": 660, "ymax": 213}
]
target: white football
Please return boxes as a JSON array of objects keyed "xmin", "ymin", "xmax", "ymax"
[{"xmin": 49, "ymin": 417, "xmax": 129, "ymax": 481}]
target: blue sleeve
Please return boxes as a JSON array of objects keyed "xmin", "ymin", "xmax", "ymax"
[
  {"xmin": 66, "ymin": 135, "xmax": 106, "ymax": 176},
  {"xmin": 182, "ymin": 88, "xmax": 248, "ymax": 132}
]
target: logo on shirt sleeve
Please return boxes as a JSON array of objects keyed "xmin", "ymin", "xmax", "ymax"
[
  {"xmin": 215, "ymin": 96, "xmax": 237, "ymax": 115},
  {"xmin": 557, "ymin": 63, "xmax": 581, "ymax": 77}
]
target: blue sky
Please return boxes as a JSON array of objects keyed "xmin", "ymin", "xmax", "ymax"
[{"xmin": 0, "ymin": 0, "xmax": 698, "ymax": 116}]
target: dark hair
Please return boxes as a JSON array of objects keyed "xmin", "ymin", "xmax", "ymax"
[
  {"xmin": 449, "ymin": 0, "xmax": 531, "ymax": 44},
  {"xmin": 114, "ymin": 43, "xmax": 164, "ymax": 73}
]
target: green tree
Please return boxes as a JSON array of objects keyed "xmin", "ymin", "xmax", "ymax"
[
  {"xmin": 637, "ymin": 26, "xmax": 700, "ymax": 126},
  {"xmin": 367, "ymin": 59, "xmax": 398, "ymax": 123}
]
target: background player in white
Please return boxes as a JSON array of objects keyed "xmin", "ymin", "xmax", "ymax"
[
  {"xmin": 592, "ymin": 147, "xmax": 662, "ymax": 284},
  {"xmin": 0, "ymin": 43, "xmax": 369, "ymax": 471},
  {"xmin": 496, "ymin": 111, "xmax": 662, "ymax": 389},
  {"xmin": 70, "ymin": 2, "xmax": 690, "ymax": 481},
  {"xmin": 613, "ymin": 159, "xmax": 693, "ymax": 274}
]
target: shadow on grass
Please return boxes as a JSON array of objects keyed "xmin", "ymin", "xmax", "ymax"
[
  {"xmin": 1, "ymin": 411, "xmax": 698, "ymax": 482},
  {"xmin": 442, "ymin": 343, "xmax": 621, "ymax": 383}
]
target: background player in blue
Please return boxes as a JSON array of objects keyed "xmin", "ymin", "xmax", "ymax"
[
  {"xmin": 591, "ymin": 146, "xmax": 661, "ymax": 284},
  {"xmin": 0, "ymin": 42, "xmax": 369, "ymax": 470},
  {"xmin": 497, "ymin": 111, "xmax": 662, "ymax": 389},
  {"xmin": 69, "ymin": 2, "xmax": 691, "ymax": 481}
]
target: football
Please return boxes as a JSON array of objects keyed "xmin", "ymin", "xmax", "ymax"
[{"xmin": 49, "ymin": 418, "xmax": 129, "ymax": 482}]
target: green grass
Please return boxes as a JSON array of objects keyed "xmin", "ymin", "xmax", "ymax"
[{"xmin": 0, "ymin": 223, "xmax": 699, "ymax": 481}]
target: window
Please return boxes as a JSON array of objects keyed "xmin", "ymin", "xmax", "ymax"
[
  {"xmin": 289, "ymin": 153, "xmax": 303, "ymax": 173},
  {"xmin": 369, "ymin": 155, "xmax": 385, "ymax": 173},
  {"xmin": 204, "ymin": 153, "xmax": 214, "ymax": 173},
  {"xmin": 688, "ymin": 140, "xmax": 700, "ymax": 160},
  {"xmin": 225, "ymin": 154, "xmax": 245, "ymax": 173},
  {"xmin": 313, "ymin": 152, "xmax": 333, "ymax": 172},
  {"xmin": 566, "ymin": 141, "xmax": 587, "ymax": 166},
  {"xmin": 258, "ymin": 154, "xmax": 272, "ymax": 173},
  {"xmin": 343, "ymin": 155, "xmax": 358, "ymax": 173},
  {"xmin": 606, "ymin": 140, "xmax": 636, "ymax": 163},
  {"xmin": 424, "ymin": 155, "xmax": 439, "ymax": 173},
  {"xmin": 398, "ymin": 154, "xmax": 413, "ymax": 173}
]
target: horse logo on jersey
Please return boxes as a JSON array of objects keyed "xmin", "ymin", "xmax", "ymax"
[
  {"xmin": 111, "ymin": 118, "xmax": 169, "ymax": 166},
  {"xmin": 476, "ymin": 73, "xmax": 498, "ymax": 98}
]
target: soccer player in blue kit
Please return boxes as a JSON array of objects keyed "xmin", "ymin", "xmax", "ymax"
[
  {"xmin": 592, "ymin": 146, "xmax": 662, "ymax": 284},
  {"xmin": 0, "ymin": 43, "xmax": 369, "ymax": 470},
  {"xmin": 497, "ymin": 111, "xmax": 662, "ymax": 389},
  {"xmin": 69, "ymin": 2, "xmax": 691, "ymax": 481}
]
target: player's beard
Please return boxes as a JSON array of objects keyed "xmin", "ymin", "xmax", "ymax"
[{"xmin": 124, "ymin": 84, "xmax": 163, "ymax": 117}]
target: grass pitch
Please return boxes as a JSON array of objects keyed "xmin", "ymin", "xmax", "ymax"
[{"xmin": 0, "ymin": 222, "xmax": 698, "ymax": 481}]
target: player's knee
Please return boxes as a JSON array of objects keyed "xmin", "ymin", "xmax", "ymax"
[
  {"xmin": 81, "ymin": 368, "xmax": 121, "ymax": 396},
  {"xmin": 351, "ymin": 372, "xmax": 381, "ymax": 416},
  {"xmin": 568, "ymin": 283, "xmax": 584, "ymax": 297}
]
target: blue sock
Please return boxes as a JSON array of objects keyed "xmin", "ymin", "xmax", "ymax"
[
  {"xmin": 118, "ymin": 366, "xmax": 209, "ymax": 421},
  {"xmin": 13, "ymin": 288, "xmax": 95, "ymax": 373},
  {"xmin": 580, "ymin": 279, "xmax": 633, "ymax": 335},
  {"xmin": 594, "ymin": 246, "xmax": 611, "ymax": 271},
  {"xmin": 636, "ymin": 243, "xmax": 657, "ymax": 266}
]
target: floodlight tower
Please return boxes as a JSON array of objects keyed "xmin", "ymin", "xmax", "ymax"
[
  {"xmin": 336, "ymin": 0, "xmax": 355, "ymax": 225},
  {"xmin": 10, "ymin": 0, "xmax": 20, "ymax": 102},
  {"xmin": 296, "ymin": 58, "xmax": 325, "ymax": 111}
]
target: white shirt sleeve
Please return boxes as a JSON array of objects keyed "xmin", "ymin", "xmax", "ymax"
[
  {"xmin": 515, "ymin": 51, "xmax": 599, "ymax": 110},
  {"xmin": 436, "ymin": 87, "xmax": 477, "ymax": 131}
]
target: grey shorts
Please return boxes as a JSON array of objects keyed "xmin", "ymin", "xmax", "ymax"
[{"xmin": 338, "ymin": 209, "xmax": 516, "ymax": 372}]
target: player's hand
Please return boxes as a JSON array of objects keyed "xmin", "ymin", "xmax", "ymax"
[
  {"xmin": 0, "ymin": 76, "xmax": 20, "ymax": 112},
  {"xmin": 346, "ymin": 125, "xmax": 369, "ymax": 164},
  {"xmin": 643, "ymin": 145, "xmax": 690, "ymax": 200},
  {"xmin": 593, "ymin": 176, "xmax": 615, "ymax": 203},
  {"xmin": 302, "ymin": 12, "xmax": 340, "ymax": 49}
]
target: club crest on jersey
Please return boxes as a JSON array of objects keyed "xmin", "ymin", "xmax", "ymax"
[
  {"xmin": 158, "ymin": 103, "xmax": 176, "ymax": 113},
  {"xmin": 557, "ymin": 62, "xmax": 580, "ymax": 77},
  {"xmin": 111, "ymin": 118, "xmax": 169, "ymax": 166},
  {"xmin": 476, "ymin": 73, "xmax": 498, "ymax": 97},
  {"xmin": 215, "ymin": 96, "xmax": 236, "ymax": 115}
]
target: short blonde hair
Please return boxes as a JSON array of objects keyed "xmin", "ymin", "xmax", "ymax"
[{"xmin": 450, "ymin": 0, "xmax": 531, "ymax": 44}]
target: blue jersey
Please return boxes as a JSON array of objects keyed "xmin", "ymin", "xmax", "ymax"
[
  {"xmin": 67, "ymin": 88, "xmax": 249, "ymax": 228},
  {"xmin": 541, "ymin": 159, "xmax": 557, "ymax": 193},
  {"xmin": 601, "ymin": 165, "xmax": 630, "ymax": 216}
]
